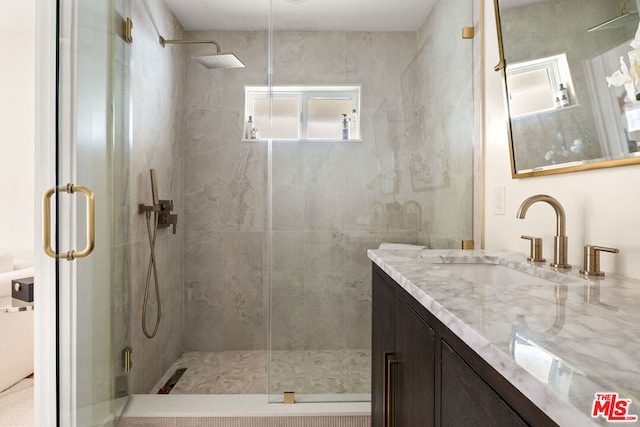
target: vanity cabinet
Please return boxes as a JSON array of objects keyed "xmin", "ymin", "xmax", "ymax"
[
  {"xmin": 440, "ymin": 342, "xmax": 527, "ymax": 427},
  {"xmin": 372, "ymin": 264, "xmax": 557, "ymax": 427},
  {"xmin": 372, "ymin": 268, "xmax": 435, "ymax": 427}
]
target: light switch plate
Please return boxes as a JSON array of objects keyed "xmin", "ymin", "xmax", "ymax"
[{"xmin": 494, "ymin": 186, "xmax": 505, "ymax": 215}]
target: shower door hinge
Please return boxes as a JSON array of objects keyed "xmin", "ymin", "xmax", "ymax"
[
  {"xmin": 283, "ymin": 391, "xmax": 295, "ymax": 404},
  {"xmin": 462, "ymin": 26, "xmax": 475, "ymax": 39},
  {"xmin": 461, "ymin": 240, "xmax": 475, "ymax": 250},
  {"xmin": 124, "ymin": 346, "xmax": 133, "ymax": 373}
]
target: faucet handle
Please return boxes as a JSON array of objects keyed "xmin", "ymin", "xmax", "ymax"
[
  {"xmin": 580, "ymin": 245, "xmax": 619, "ymax": 277},
  {"xmin": 521, "ymin": 235, "xmax": 546, "ymax": 262}
]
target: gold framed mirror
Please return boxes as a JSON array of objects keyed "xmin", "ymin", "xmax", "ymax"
[{"xmin": 494, "ymin": 0, "xmax": 640, "ymax": 178}]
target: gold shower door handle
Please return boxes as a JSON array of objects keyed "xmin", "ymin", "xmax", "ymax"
[{"xmin": 43, "ymin": 183, "xmax": 95, "ymax": 260}]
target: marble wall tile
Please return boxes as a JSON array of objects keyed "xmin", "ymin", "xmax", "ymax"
[
  {"xmin": 222, "ymin": 232, "xmax": 266, "ymax": 350},
  {"xmin": 270, "ymin": 231, "xmax": 306, "ymax": 350},
  {"xmin": 181, "ymin": 0, "xmax": 475, "ymax": 361},
  {"xmin": 302, "ymin": 31, "xmax": 347, "ymax": 84},
  {"xmin": 343, "ymin": 232, "xmax": 375, "ymax": 350},
  {"xmin": 385, "ymin": 32, "xmax": 419, "ymax": 112},
  {"xmin": 182, "ymin": 29, "xmax": 268, "ymax": 356},
  {"xmin": 221, "ymin": 31, "xmax": 269, "ymax": 111},
  {"xmin": 183, "ymin": 31, "xmax": 224, "ymax": 111},
  {"xmin": 302, "ymin": 231, "xmax": 347, "ymax": 350},
  {"xmin": 183, "ymin": 108, "xmax": 225, "ymax": 244},
  {"xmin": 183, "ymin": 236, "xmax": 226, "ymax": 350},
  {"xmin": 273, "ymin": 31, "xmax": 305, "ymax": 85},
  {"xmin": 130, "ymin": 0, "xmax": 185, "ymax": 394},
  {"xmin": 345, "ymin": 32, "xmax": 387, "ymax": 111},
  {"xmin": 271, "ymin": 142, "xmax": 305, "ymax": 232},
  {"xmin": 341, "ymin": 144, "xmax": 385, "ymax": 232},
  {"xmin": 221, "ymin": 132, "xmax": 267, "ymax": 232},
  {"xmin": 302, "ymin": 144, "xmax": 347, "ymax": 232}
]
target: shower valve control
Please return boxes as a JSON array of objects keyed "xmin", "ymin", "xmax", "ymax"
[
  {"xmin": 138, "ymin": 169, "xmax": 178, "ymax": 235},
  {"xmin": 157, "ymin": 200, "xmax": 178, "ymax": 234},
  {"xmin": 139, "ymin": 200, "xmax": 178, "ymax": 234}
]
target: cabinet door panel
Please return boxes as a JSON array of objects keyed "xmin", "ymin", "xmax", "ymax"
[
  {"xmin": 395, "ymin": 298, "xmax": 435, "ymax": 427},
  {"xmin": 441, "ymin": 342, "xmax": 527, "ymax": 427},
  {"xmin": 372, "ymin": 271, "xmax": 397, "ymax": 427}
]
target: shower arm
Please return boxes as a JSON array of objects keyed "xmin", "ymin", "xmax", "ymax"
[{"xmin": 159, "ymin": 36, "xmax": 221, "ymax": 53}]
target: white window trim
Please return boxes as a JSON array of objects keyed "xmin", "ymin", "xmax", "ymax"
[
  {"xmin": 245, "ymin": 85, "xmax": 362, "ymax": 141},
  {"xmin": 506, "ymin": 53, "xmax": 575, "ymax": 118}
]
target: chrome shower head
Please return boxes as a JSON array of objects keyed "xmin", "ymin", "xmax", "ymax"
[{"xmin": 192, "ymin": 53, "xmax": 245, "ymax": 69}]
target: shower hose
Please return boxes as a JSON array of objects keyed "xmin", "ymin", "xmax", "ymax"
[{"xmin": 142, "ymin": 209, "xmax": 161, "ymax": 338}]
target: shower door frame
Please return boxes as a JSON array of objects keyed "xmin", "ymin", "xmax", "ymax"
[
  {"xmin": 34, "ymin": 0, "xmax": 60, "ymax": 423},
  {"xmin": 34, "ymin": 0, "xmax": 131, "ymax": 425}
]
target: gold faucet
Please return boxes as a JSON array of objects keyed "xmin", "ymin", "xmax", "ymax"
[{"xmin": 516, "ymin": 194, "xmax": 571, "ymax": 269}]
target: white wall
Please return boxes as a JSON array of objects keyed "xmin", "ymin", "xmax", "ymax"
[
  {"xmin": 484, "ymin": 1, "xmax": 640, "ymax": 280},
  {"xmin": 0, "ymin": 0, "xmax": 35, "ymax": 260}
]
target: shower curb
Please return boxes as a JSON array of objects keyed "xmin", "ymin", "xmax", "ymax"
[{"xmin": 118, "ymin": 415, "xmax": 370, "ymax": 427}]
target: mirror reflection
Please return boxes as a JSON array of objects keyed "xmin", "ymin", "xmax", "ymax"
[{"xmin": 496, "ymin": 0, "xmax": 640, "ymax": 176}]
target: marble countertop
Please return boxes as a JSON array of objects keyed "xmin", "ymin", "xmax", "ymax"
[{"xmin": 368, "ymin": 249, "xmax": 640, "ymax": 426}]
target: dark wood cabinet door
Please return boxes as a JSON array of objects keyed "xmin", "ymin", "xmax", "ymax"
[
  {"xmin": 372, "ymin": 270, "xmax": 397, "ymax": 427},
  {"xmin": 440, "ymin": 342, "xmax": 528, "ymax": 427},
  {"xmin": 394, "ymin": 297, "xmax": 436, "ymax": 427}
]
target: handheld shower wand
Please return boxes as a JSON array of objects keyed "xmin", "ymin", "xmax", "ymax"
[
  {"xmin": 138, "ymin": 169, "xmax": 178, "ymax": 339},
  {"xmin": 150, "ymin": 168, "xmax": 159, "ymax": 205},
  {"xmin": 141, "ymin": 169, "xmax": 162, "ymax": 339}
]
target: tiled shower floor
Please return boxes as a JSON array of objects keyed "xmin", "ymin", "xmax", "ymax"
[{"xmin": 150, "ymin": 349, "xmax": 371, "ymax": 396}]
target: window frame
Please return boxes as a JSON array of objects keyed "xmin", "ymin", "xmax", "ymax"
[
  {"xmin": 506, "ymin": 53, "xmax": 574, "ymax": 118},
  {"xmin": 244, "ymin": 85, "xmax": 362, "ymax": 141}
]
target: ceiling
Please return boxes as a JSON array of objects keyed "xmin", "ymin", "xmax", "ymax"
[
  {"xmin": 499, "ymin": 0, "xmax": 546, "ymax": 9},
  {"xmin": 163, "ymin": 0, "xmax": 438, "ymax": 32}
]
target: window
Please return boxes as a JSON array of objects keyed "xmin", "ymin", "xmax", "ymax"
[
  {"xmin": 506, "ymin": 54, "xmax": 575, "ymax": 118},
  {"xmin": 245, "ymin": 85, "xmax": 361, "ymax": 140}
]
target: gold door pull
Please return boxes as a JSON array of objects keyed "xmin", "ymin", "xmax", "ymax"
[
  {"xmin": 386, "ymin": 357, "xmax": 398, "ymax": 427},
  {"xmin": 43, "ymin": 183, "xmax": 96, "ymax": 260}
]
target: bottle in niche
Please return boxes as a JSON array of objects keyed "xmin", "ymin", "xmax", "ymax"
[
  {"xmin": 558, "ymin": 84, "xmax": 570, "ymax": 107},
  {"xmin": 350, "ymin": 108, "xmax": 359, "ymax": 139},
  {"xmin": 342, "ymin": 113, "xmax": 350, "ymax": 139},
  {"xmin": 245, "ymin": 116, "xmax": 253, "ymax": 140}
]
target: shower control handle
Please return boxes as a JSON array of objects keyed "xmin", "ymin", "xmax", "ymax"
[{"xmin": 139, "ymin": 169, "xmax": 178, "ymax": 234}]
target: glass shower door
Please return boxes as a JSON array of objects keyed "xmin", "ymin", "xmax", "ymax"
[
  {"xmin": 52, "ymin": 0, "xmax": 131, "ymax": 424},
  {"xmin": 268, "ymin": 0, "xmax": 475, "ymax": 403}
]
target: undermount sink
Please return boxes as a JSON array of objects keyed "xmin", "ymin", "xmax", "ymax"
[{"xmin": 436, "ymin": 263, "xmax": 579, "ymax": 287}]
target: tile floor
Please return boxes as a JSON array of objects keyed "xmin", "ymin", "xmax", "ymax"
[{"xmin": 150, "ymin": 349, "xmax": 371, "ymax": 396}]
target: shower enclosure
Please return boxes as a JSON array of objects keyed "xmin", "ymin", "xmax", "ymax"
[
  {"xmin": 267, "ymin": 0, "xmax": 475, "ymax": 402},
  {"xmin": 128, "ymin": 0, "xmax": 476, "ymax": 405}
]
